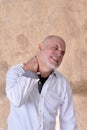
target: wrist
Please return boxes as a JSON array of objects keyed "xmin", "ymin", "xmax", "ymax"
[{"xmin": 23, "ymin": 63, "xmax": 27, "ymax": 72}]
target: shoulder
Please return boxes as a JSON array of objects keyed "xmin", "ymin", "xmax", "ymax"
[
  {"xmin": 6, "ymin": 64, "xmax": 25, "ymax": 77},
  {"xmin": 54, "ymin": 70, "xmax": 71, "ymax": 90},
  {"xmin": 54, "ymin": 70, "xmax": 67, "ymax": 81},
  {"xmin": 54, "ymin": 70, "xmax": 73, "ymax": 100}
]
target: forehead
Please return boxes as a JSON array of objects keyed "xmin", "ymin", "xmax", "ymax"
[{"xmin": 45, "ymin": 38, "xmax": 66, "ymax": 50}]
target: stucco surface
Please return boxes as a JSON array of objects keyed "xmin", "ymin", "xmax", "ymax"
[{"xmin": 0, "ymin": 0, "xmax": 87, "ymax": 130}]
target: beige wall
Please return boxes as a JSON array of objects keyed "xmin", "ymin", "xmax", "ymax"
[
  {"xmin": 0, "ymin": 0, "xmax": 87, "ymax": 129},
  {"xmin": 0, "ymin": 0, "xmax": 87, "ymax": 93}
]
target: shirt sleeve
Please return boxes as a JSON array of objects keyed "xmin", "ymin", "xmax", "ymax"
[
  {"xmin": 59, "ymin": 82, "xmax": 78, "ymax": 130},
  {"xmin": 6, "ymin": 64, "xmax": 39, "ymax": 107}
]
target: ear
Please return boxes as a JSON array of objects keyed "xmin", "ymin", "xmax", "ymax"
[{"xmin": 38, "ymin": 42, "xmax": 44, "ymax": 50}]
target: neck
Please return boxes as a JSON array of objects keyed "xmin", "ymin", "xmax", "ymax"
[
  {"xmin": 37, "ymin": 56, "xmax": 53, "ymax": 78},
  {"xmin": 39, "ymin": 69, "xmax": 53, "ymax": 78}
]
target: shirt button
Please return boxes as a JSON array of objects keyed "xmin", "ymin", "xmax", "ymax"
[{"xmin": 38, "ymin": 81, "xmax": 42, "ymax": 84}]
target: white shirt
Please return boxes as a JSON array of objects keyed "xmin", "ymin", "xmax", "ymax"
[{"xmin": 6, "ymin": 64, "xmax": 77, "ymax": 130}]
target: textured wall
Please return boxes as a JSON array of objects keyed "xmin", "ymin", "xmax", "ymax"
[
  {"xmin": 0, "ymin": 0, "xmax": 87, "ymax": 95},
  {"xmin": 0, "ymin": 0, "xmax": 87, "ymax": 129}
]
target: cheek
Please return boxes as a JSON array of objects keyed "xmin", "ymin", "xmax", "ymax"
[
  {"xmin": 46, "ymin": 50, "xmax": 54, "ymax": 56},
  {"xmin": 41, "ymin": 49, "xmax": 54, "ymax": 60},
  {"xmin": 40, "ymin": 50, "xmax": 48, "ymax": 59}
]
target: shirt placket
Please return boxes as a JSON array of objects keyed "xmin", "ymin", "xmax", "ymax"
[
  {"xmin": 38, "ymin": 73, "xmax": 55, "ymax": 130},
  {"xmin": 38, "ymin": 94, "xmax": 44, "ymax": 130}
]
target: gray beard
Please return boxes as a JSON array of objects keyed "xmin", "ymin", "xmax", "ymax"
[{"xmin": 40, "ymin": 54, "xmax": 58, "ymax": 70}]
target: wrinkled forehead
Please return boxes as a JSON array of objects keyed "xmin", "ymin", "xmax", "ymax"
[{"xmin": 43, "ymin": 37, "xmax": 66, "ymax": 50}]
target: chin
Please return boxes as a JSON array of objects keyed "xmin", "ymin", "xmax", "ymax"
[
  {"xmin": 46, "ymin": 62, "xmax": 58, "ymax": 70},
  {"xmin": 40, "ymin": 55, "xmax": 59, "ymax": 69}
]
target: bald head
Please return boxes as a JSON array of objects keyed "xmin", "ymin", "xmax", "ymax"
[{"xmin": 42, "ymin": 35, "xmax": 66, "ymax": 48}]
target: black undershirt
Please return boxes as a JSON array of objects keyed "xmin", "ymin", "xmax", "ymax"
[{"xmin": 38, "ymin": 74, "xmax": 48, "ymax": 94}]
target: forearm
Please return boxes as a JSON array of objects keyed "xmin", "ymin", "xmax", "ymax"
[{"xmin": 6, "ymin": 64, "xmax": 39, "ymax": 107}]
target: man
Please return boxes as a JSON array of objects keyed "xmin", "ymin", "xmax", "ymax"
[{"xmin": 6, "ymin": 35, "xmax": 77, "ymax": 130}]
